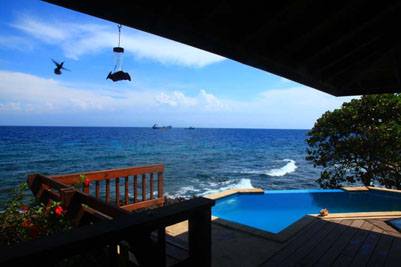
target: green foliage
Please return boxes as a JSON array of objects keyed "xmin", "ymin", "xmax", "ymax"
[
  {"xmin": 72, "ymin": 174, "xmax": 89, "ymax": 191},
  {"xmin": 0, "ymin": 182, "xmax": 75, "ymax": 246},
  {"xmin": 306, "ymin": 94, "xmax": 401, "ymax": 189}
]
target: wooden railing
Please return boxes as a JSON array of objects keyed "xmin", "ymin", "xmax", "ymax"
[
  {"xmin": 0, "ymin": 171, "xmax": 215, "ymax": 266},
  {"xmin": 50, "ymin": 164, "xmax": 165, "ymax": 211},
  {"xmin": 27, "ymin": 173, "xmax": 130, "ymax": 223}
]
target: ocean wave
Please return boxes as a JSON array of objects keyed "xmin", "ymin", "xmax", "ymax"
[
  {"xmin": 266, "ymin": 159, "xmax": 297, "ymax": 176},
  {"xmin": 238, "ymin": 159, "xmax": 297, "ymax": 177},
  {"xmin": 200, "ymin": 178, "xmax": 254, "ymax": 196},
  {"xmin": 164, "ymin": 186, "xmax": 201, "ymax": 199},
  {"xmin": 164, "ymin": 178, "xmax": 254, "ymax": 198}
]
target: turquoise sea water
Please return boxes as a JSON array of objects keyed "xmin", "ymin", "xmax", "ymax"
[
  {"xmin": 213, "ymin": 190, "xmax": 401, "ymax": 233},
  {"xmin": 0, "ymin": 126, "xmax": 323, "ymax": 202}
]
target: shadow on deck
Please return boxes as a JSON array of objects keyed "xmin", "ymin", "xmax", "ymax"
[{"xmin": 167, "ymin": 215, "xmax": 401, "ymax": 267}]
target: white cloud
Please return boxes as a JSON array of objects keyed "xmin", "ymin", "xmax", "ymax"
[
  {"xmin": 0, "ymin": 102, "xmax": 21, "ymax": 111},
  {"xmin": 10, "ymin": 14, "xmax": 225, "ymax": 67},
  {"xmin": 198, "ymin": 89, "xmax": 229, "ymax": 111},
  {"xmin": 12, "ymin": 15, "xmax": 69, "ymax": 42},
  {"xmin": 155, "ymin": 90, "xmax": 228, "ymax": 111},
  {"xmin": 155, "ymin": 92, "xmax": 178, "ymax": 106},
  {"xmin": 0, "ymin": 71, "xmax": 225, "ymax": 114},
  {"xmin": 0, "ymin": 35, "xmax": 35, "ymax": 51},
  {"xmin": 0, "ymin": 71, "xmax": 128, "ymax": 113},
  {"xmin": 155, "ymin": 91, "xmax": 197, "ymax": 107},
  {"xmin": 280, "ymin": 77, "xmax": 292, "ymax": 83},
  {"xmin": 259, "ymin": 87, "xmax": 355, "ymax": 111},
  {"xmin": 0, "ymin": 71, "xmax": 358, "ymax": 128}
]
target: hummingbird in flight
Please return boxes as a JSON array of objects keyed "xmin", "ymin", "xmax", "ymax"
[{"xmin": 51, "ymin": 59, "xmax": 70, "ymax": 75}]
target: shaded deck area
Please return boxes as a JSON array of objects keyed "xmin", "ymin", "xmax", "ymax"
[
  {"xmin": 261, "ymin": 217, "xmax": 401, "ymax": 267},
  {"xmin": 167, "ymin": 214, "xmax": 401, "ymax": 267}
]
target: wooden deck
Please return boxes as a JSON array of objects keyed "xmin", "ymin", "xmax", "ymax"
[
  {"xmin": 260, "ymin": 217, "xmax": 401, "ymax": 267},
  {"xmin": 1, "ymin": 168, "xmax": 215, "ymax": 267},
  {"xmin": 165, "ymin": 214, "xmax": 401, "ymax": 267}
]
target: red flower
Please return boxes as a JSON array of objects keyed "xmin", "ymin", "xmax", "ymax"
[
  {"xmin": 29, "ymin": 225, "xmax": 40, "ymax": 238},
  {"xmin": 84, "ymin": 177, "xmax": 90, "ymax": 187},
  {"xmin": 55, "ymin": 206, "xmax": 63, "ymax": 216},
  {"xmin": 22, "ymin": 220, "xmax": 31, "ymax": 227},
  {"xmin": 22, "ymin": 204, "xmax": 28, "ymax": 211}
]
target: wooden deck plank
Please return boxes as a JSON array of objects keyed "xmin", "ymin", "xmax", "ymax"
[
  {"xmin": 385, "ymin": 237, "xmax": 401, "ymax": 267},
  {"xmin": 165, "ymin": 242, "xmax": 188, "ymax": 262},
  {"xmin": 342, "ymin": 220, "xmax": 374, "ymax": 256},
  {"xmin": 151, "ymin": 232, "xmax": 188, "ymax": 267},
  {"xmin": 367, "ymin": 234, "xmax": 394, "ymax": 267},
  {"xmin": 299, "ymin": 220, "xmax": 352, "ymax": 267},
  {"xmin": 258, "ymin": 217, "xmax": 401, "ymax": 267},
  {"xmin": 278, "ymin": 219, "xmax": 339, "ymax": 266},
  {"xmin": 166, "ymin": 255, "xmax": 179, "ymax": 267},
  {"xmin": 349, "ymin": 226, "xmax": 384, "ymax": 266},
  {"xmin": 260, "ymin": 219, "xmax": 328, "ymax": 266},
  {"xmin": 331, "ymin": 221, "xmax": 372, "ymax": 267},
  {"xmin": 313, "ymin": 219, "xmax": 362, "ymax": 266},
  {"xmin": 367, "ymin": 219, "xmax": 401, "ymax": 237},
  {"xmin": 332, "ymin": 220, "xmax": 374, "ymax": 267}
]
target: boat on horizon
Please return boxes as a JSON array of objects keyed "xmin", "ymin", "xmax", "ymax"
[
  {"xmin": 186, "ymin": 126, "xmax": 195, "ymax": 130},
  {"xmin": 152, "ymin": 124, "xmax": 172, "ymax": 129}
]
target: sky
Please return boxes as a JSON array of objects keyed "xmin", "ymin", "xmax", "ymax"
[{"xmin": 0, "ymin": 1, "xmax": 357, "ymax": 129}]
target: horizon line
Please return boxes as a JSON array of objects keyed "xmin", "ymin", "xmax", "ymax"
[{"xmin": 0, "ymin": 125, "xmax": 311, "ymax": 130}]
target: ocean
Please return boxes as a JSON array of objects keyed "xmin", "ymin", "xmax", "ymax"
[{"xmin": 0, "ymin": 126, "xmax": 323, "ymax": 202}]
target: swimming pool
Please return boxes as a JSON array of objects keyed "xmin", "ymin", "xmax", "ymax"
[{"xmin": 212, "ymin": 189, "xmax": 401, "ymax": 234}]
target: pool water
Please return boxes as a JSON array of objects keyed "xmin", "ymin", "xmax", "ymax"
[{"xmin": 212, "ymin": 189, "xmax": 401, "ymax": 234}]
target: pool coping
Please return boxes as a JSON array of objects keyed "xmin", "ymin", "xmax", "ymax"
[
  {"xmin": 205, "ymin": 187, "xmax": 401, "ymax": 243},
  {"xmin": 341, "ymin": 186, "xmax": 401, "ymax": 193},
  {"xmin": 211, "ymin": 214, "xmax": 317, "ymax": 243},
  {"xmin": 204, "ymin": 188, "xmax": 264, "ymax": 200}
]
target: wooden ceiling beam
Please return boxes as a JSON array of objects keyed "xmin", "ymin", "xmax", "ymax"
[
  {"xmin": 392, "ymin": 49, "xmax": 401, "ymax": 90},
  {"xmin": 305, "ymin": 3, "xmax": 398, "ymax": 72},
  {"xmin": 243, "ymin": 0, "xmax": 307, "ymax": 45},
  {"xmin": 332, "ymin": 48, "xmax": 397, "ymax": 96},
  {"xmin": 321, "ymin": 33, "xmax": 386, "ymax": 81},
  {"xmin": 279, "ymin": 2, "xmax": 354, "ymax": 61}
]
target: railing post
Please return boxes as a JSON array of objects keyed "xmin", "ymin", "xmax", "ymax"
[
  {"xmin": 125, "ymin": 176, "xmax": 129, "ymax": 205},
  {"xmin": 158, "ymin": 172, "xmax": 163, "ymax": 207},
  {"xmin": 116, "ymin": 178, "xmax": 120, "ymax": 207},
  {"xmin": 156, "ymin": 228, "xmax": 166, "ymax": 266},
  {"xmin": 134, "ymin": 175, "xmax": 138, "ymax": 203},
  {"xmin": 61, "ymin": 190, "xmax": 85, "ymax": 225},
  {"xmin": 188, "ymin": 207, "xmax": 212, "ymax": 267},
  {"xmin": 60, "ymin": 188, "xmax": 75, "ymax": 208},
  {"xmin": 150, "ymin": 173, "xmax": 154, "ymax": 200},
  {"xmin": 142, "ymin": 174, "xmax": 146, "ymax": 202},
  {"xmin": 106, "ymin": 179, "xmax": 110, "ymax": 203},
  {"xmin": 83, "ymin": 184, "xmax": 89, "ymax": 195}
]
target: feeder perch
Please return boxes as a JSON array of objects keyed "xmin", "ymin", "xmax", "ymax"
[{"xmin": 107, "ymin": 25, "xmax": 131, "ymax": 82}]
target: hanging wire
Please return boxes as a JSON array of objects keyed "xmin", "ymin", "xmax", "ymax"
[{"xmin": 117, "ymin": 24, "xmax": 122, "ymax": 47}]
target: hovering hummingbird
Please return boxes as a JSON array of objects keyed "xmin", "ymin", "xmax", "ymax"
[{"xmin": 51, "ymin": 59, "xmax": 70, "ymax": 75}]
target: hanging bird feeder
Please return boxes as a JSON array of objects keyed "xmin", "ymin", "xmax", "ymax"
[{"xmin": 107, "ymin": 24, "xmax": 131, "ymax": 82}]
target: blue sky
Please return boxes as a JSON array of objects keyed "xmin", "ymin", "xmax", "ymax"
[{"xmin": 0, "ymin": 0, "xmax": 356, "ymax": 129}]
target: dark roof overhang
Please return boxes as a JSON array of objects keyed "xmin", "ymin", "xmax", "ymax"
[{"xmin": 43, "ymin": 0, "xmax": 401, "ymax": 96}]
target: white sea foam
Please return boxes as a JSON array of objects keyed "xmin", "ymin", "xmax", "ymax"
[
  {"xmin": 128, "ymin": 190, "xmax": 159, "ymax": 199},
  {"xmin": 164, "ymin": 186, "xmax": 201, "ymax": 199},
  {"xmin": 238, "ymin": 169, "xmax": 263, "ymax": 175},
  {"xmin": 237, "ymin": 159, "xmax": 297, "ymax": 177},
  {"xmin": 201, "ymin": 178, "xmax": 254, "ymax": 196},
  {"xmin": 266, "ymin": 159, "xmax": 297, "ymax": 177},
  {"xmin": 164, "ymin": 178, "xmax": 254, "ymax": 198}
]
